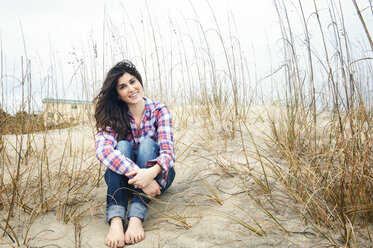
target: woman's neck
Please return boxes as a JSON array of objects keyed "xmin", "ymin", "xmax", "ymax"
[{"xmin": 128, "ymin": 98, "xmax": 145, "ymax": 118}]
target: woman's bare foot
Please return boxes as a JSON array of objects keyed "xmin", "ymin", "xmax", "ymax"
[
  {"xmin": 124, "ymin": 217, "xmax": 145, "ymax": 244},
  {"xmin": 106, "ymin": 217, "xmax": 125, "ymax": 248}
]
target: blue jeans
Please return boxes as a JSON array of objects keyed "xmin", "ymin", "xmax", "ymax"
[{"xmin": 104, "ymin": 138, "xmax": 175, "ymax": 223}]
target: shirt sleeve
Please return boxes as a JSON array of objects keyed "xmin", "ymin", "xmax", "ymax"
[
  {"xmin": 146, "ymin": 105, "xmax": 175, "ymax": 188},
  {"xmin": 95, "ymin": 128, "xmax": 139, "ymax": 175}
]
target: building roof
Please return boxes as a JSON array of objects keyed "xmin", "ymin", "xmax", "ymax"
[{"xmin": 42, "ymin": 98, "xmax": 93, "ymax": 104}]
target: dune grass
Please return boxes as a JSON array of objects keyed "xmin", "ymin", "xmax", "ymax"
[{"xmin": 0, "ymin": 0, "xmax": 372, "ymax": 247}]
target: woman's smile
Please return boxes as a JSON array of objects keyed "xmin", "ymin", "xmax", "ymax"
[
  {"xmin": 129, "ymin": 92, "xmax": 138, "ymax": 98},
  {"xmin": 116, "ymin": 72, "xmax": 144, "ymax": 105}
]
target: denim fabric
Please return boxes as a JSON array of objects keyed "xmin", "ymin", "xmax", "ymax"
[{"xmin": 104, "ymin": 138, "xmax": 175, "ymax": 223}]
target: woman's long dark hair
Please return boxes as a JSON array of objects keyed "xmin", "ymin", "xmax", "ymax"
[{"xmin": 94, "ymin": 60, "xmax": 143, "ymax": 139}]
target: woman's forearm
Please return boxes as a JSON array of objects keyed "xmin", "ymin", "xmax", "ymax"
[{"xmin": 148, "ymin": 163, "xmax": 162, "ymax": 178}]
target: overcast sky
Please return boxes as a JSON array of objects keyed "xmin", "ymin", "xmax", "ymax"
[
  {"xmin": 0, "ymin": 0, "xmax": 372, "ymax": 111},
  {"xmin": 0, "ymin": 0, "xmax": 280, "ymax": 66}
]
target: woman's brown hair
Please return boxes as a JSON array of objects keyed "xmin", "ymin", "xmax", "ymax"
[{"xmin": 94, "ymin": 60, "xmax": 143, "ymax": 139}]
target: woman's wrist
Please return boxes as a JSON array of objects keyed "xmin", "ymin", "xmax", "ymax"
[{"xmin": 150, "ymin": 164, "xmax": 162, "ymax": 178}]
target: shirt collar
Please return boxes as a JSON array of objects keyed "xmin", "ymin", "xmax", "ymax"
[
  {"xmin": 127, "ymin": 97, "xmax": 153, "ymax": 118},
  {"xmin": 143, "ymin": 97, "xmax": 152, "ymax": 118}
]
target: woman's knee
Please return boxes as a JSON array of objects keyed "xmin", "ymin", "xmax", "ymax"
[
  {"xmin": 138, "ymin": 138, "xmax": 159, "ymax": 156},
  {"xmin": 137, "ymin": 138, "xmax": 159, "ymax": 167},
  {"xmin": 115, "ymin": 140, "xmax": 134, "ymax": 158}
]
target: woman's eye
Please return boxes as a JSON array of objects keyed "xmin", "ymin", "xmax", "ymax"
[{"xmin": 130, "ymin": 80, "xmax": 135, "ymax": 84}]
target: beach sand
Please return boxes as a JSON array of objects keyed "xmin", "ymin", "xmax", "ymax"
[{"xmin": 1, "ymin": 106, "xmax": 372, "ymax": 247}]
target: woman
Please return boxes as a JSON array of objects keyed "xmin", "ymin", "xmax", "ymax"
[{"xmin": 94, "ymin": 60, "xmax": 175, "ymax": 248}]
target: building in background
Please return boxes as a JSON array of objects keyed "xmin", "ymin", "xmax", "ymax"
[{"xmin": 42, "ymin": 98, "xmax": 94, "ymax": 126}]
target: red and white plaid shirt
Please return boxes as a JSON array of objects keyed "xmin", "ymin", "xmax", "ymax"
[{"xmin": 95, "ymin": 98, "xmax": 174, "ymax": 188}]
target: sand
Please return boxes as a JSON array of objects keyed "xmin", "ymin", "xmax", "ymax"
[{"xmin": 1, "ymin": 106, "xmax": 372, "ymax": 247}]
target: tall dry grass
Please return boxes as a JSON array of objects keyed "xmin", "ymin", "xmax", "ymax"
[
  {"xmin": 0, "ymin": 56, "xmax": 102, "ymax": 247},
  {"xmin": 264, "ymin": 0, "xmax": 373, "ymax": 246},
  {"xmin": 0, "ymin": 0, "xmax": 372, "ymax": 247}
]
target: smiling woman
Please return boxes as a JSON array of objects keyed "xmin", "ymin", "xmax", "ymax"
[
  {"xmin": 94, "ymin": 60, "xmax": 176, "ymax": 247},
  {"xmin": 116, "ymin": 73, "xmax": 144, "ymax": 108}
]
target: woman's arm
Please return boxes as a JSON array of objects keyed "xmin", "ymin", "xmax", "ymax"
[
  {"xmin": 126, "ymin": 164, "xmax": 162, "ymax": 188},
  {"xmin": 146, "ymin": 105, "xmax": 175, "ymax": 188},
  {"xmin": 142, "ymin": 179, "xmax": 161, "ymax": 198},
  {"xmin": 126, "ymin": 104, "xmax": 175, "ymax": 189},
  {"xmin": 95, "ymin": 128, "xmax": 140, "ymax": 175}
]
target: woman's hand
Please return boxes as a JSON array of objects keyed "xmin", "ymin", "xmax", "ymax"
[
  {"xmin": 126, "ymin": 164, "xmax": 162, "ymax": 188},
  {"xmin": 141, "ymin": 179, "xmax": 161, "ymax": 198}
]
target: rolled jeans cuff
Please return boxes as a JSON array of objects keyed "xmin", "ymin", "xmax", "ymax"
[
  {"xmin": 128, "ymin": 202, "xmax": 148, "ymax": 221},
  {"xmin": 106, "ymin": 205, "xmax": 126, "ymax": 224}
]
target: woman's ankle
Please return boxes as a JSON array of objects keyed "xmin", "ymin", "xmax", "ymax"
[{"xmin": 110, "ymin": 217, "xmax": 123, "ymax": 225}]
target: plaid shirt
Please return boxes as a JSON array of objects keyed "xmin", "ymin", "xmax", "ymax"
[{"xmin": 95, "ymin": 98, "xmax": 174, "ymax": 188}]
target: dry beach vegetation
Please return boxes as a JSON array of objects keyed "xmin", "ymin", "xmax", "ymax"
[{"xmin": 0, "ymin": 0, "xmax": 372, "ymax": 247}]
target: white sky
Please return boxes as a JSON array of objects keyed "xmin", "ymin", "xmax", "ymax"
[
  {"xmin": 0, "ymin": 0, "xmax": 372, "ymax": 111},
  {"xmin": 0, "ymin": 0, "xmax": 280, "ymax": 67}
]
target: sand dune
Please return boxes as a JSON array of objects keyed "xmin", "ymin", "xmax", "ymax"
[{"xmin": 1, "ymin": 107, "xmax": 372, "ymax": 247}]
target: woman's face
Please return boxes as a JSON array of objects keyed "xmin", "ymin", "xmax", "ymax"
[{"xmin": 116, "ymin": 72, "xmax": 143, "ymax": 106}]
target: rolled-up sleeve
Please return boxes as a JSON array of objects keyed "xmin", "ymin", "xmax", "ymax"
[{"xmin": 95, "ymin": 128, "xmax": 139, "ymax": 175}]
